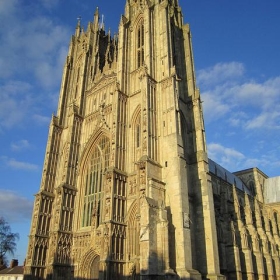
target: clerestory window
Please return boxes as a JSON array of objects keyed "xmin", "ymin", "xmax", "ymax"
[{"xmin": 82, "ymin": 136, "xmax": 110, "ymax": 227}]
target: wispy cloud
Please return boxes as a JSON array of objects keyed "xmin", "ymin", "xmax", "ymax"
[
  {"xmin": 39, "ymin": 0, "xmax": 59, "ymax": 10},
  {"xmin": 197, "ymin": 61, "xmax": 245, "ymax": 87},
  {"xmin": 33, "ymin": 114, "xmax": 51, "ymax": 125},
  {"xmin": 2, "ymin": 14, "xmax": 69, "ymax": 87},
  {"xmin": 199, "ymin": 62, "xmax": 280, "ymax": 131},
  {"xmin": 0, "ymin": 0, "xmax": 18, "ymax": 23},
  {"xmin": 0, "ymin": 189, "xmax": 33, "ymax": 223},
  {"xmin": 0, "ymin": 0, "xmax": 69, "ymax": 130},
  {"xmin": 0, "ymin": 81, "xmax": 33, "ymax": 129},
  {"xmin": 208, "ymin": 142, "xmax": 280, "ymax": 173},
  {"xmin": 8, "ymin": 159, "xmax": 38, "ymax": 171},
  {"xmin": 200, "ymin": 62, "xmax": 280, "ymax": 174},
  {"xmin": 245, "ymin": 111, "xmax": 280, "ymax": 130},
  {"xmin": 1, "ymin": 156, "xmax": 39, "ymax": 171},
  {"xmin": 201, "ymin": 92, "xmax": 230, "ymax": 122},
  {"xmin": 208, "ymin": 142, "xmax": 245, "ymax": 169},
  {"xmin": 11, "ymin": 140, "xmax": 31, "ymax": 151}
]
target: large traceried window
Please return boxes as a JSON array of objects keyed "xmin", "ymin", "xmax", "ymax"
[
  {"xmin": 136, "ymin": 19, "xmax": 144, "ymax": 68},
  {"xmin": 82, "ymin": 136, "xmax": 110, "ymax": 227}
]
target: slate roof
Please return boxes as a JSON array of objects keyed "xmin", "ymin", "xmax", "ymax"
[
  {"xmin": 208, "ymin": 158, "xmax": 252, "ymax": 195},
  {"xmin": 0, "ymin": 264, "xmax": 7, "ymax": 271},
  {"xmin": 0, "ymin": 266, "xmax": 24, "ymax": 275}
]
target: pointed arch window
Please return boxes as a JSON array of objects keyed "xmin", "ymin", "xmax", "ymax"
[
  {"xmin": 82, "ymin": 136, "xmax": 110, "ymax": 227},
  {"xmin": 274, "ymin": 212, "xmax": 280, "ymax": 235},
  {"xmin": 133, "ymin": 112, "xmax": 141, "ymax": 164},
  {"xmin": 135, "ymin": 114, "xmax": 141, "ymax": 148},
  {"xmin": 136, "ymin": 20, "xmax": 144, "ymax": 68},
  {"xmin": 127, "ymin": 203, "xmax": 140, "ymax": 261},
  {"xmin": 74, "ymin": 67, "xmax": 80, "ymax": 99}
]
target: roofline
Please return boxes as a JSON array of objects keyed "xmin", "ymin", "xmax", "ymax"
[{"xmin": 233, "ymin": 167, "xmax": 268, "ymax": 179}]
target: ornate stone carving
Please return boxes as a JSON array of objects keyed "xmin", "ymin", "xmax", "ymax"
[{"xmin": 129, "ymin": 177, "xmax": 137, "ymax": 195}]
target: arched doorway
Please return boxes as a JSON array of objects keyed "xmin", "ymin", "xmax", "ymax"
[
  {"xmin": 127, "ymin": 202, "xmax": 140, "ymax": 279},
  {"xmin": 90, "ymin": 255, "xmax": 100, "ymax": 280},
  {"xmin": 79, "ymin": 249, "xmax": 100, "ymax": 279},
  {"xmin": 131, "ymin": 264, "xmax": 140, "ymax": 280}
]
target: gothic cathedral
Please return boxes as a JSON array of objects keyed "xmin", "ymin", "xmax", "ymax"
[{"xmin": 24, "ymin": 1, "xmax": 280, "ymax": 280}]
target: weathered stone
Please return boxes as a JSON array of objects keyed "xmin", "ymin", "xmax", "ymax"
[{"xmin": 23, "ymin": 1, "xmax": 280, "ymax": 280}]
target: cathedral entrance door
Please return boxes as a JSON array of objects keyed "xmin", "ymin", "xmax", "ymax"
[
  {"xmin": 131, "ymin": 262, "xmax": 140, "ymax": 280},
  {"xmin": 90, "ymin": 255, "xmax": 100, "ymax": 280}
]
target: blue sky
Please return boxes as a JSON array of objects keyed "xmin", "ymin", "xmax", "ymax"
[{"xmin": 0, "ymin": 0, "xmax": 280, "ymax": 265}]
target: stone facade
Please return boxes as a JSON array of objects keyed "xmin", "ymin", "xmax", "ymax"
[
  {"xmin": 23, "ymin": 0, "xmax": 280, "ymax": 279},
  {"xmin": 210, "ymin": 161, "xmax": 280, "ymax": 280}
]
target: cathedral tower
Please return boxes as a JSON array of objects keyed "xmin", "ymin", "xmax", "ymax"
[{"xmin": 24, "ymin": 0, "xmax": 223, "ymax": 279}]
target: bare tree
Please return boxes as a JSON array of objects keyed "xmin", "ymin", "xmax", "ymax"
[{"xmin": 0, "ymin": 217, "xmax": 19, "ymax": 266}]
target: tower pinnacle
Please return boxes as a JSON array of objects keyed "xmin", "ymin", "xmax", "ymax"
[{"xmin": 75, "ymin": 16, "xmax": 82, "ymax": 37}]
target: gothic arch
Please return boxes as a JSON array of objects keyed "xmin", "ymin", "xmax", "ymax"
[
  {"xmin": 79, "ymin": 248, "xmax": 100, "ymax": 279},
  {"xmin": 76, "ymin": 131, "xmax": 111, "ymax": 229},
  {"xmin": 126, "ymin": 201, "xmax": 140, "ymax": 260},
  {"xmin": 273, "ymin": 211, "xmax": 280, "ymax": 235},
  {"xmin": 130, "ymin": 14, "xmax": 145, "ymax": 70},
  {"xmin": 130, "ymin": 106, "xmax": 142, "ymax": 165},
  {"xmin": 78, "ymin": 128, "xmax": 110, "ymax": 173},
  {"xmin": 126, "ymin": 201, "xmax": 140, "ymax": 279},
  {"xmin": 131, "ymin": 105, "xmax": 141, "ymax": 125},
  {"xmin": 131, "ymin": 13, "xmax": 144, "ymax": 30}
]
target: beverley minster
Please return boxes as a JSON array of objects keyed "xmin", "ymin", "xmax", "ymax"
[{"xmin": 23, "ymin": 0, "xmax": 280, "ymax": 279}]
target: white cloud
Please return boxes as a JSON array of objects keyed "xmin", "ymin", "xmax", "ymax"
[
  {"xmin": 2, "ymin": 15, "xmax": 69, "ymax": 87},
  {"xmin": 243, "ymin": 158, "xmax": 269, "ymax": 170},
  {"xmin": 245, "ymin": 111, "xmax": 280, "ymax": 130},
  {"xmin": 202, "ymin": 65, "xmax": 280, "ymax": 174},
  {"xmin": 199, "ymin": 62, "xmax": 280, "ymax": 131},
  {"xmin": 228, "ymin": 111, "xmax": 248, "ymax": 127},
  {"xmin": 7, "ymin": 159, "xmax": 39, "ymax": 171},
  {"xmin": 0, "ymin": 0, "xmax": 70, "ymax": 130},
  {"xmin": 11, "ymin": 140, "xmax": 31, "ymax": 151},
  {"xmin": 225, "ymin": 77, "xmax": 280, "ymax": 110},
  {"xmin": 33, "ymin": 114, "xmax": 51, "ymax": 125},
  {"xmin": 0, "ymin": 81, "xmax": 33, "ymax": 129},
  {"xmin": 208, "ymin": 143, "xmax": 245, "ymax": 162},
  {"xmin": 208, "ymin": 142, "xmax": 280, "ymax": 174},
  {"xmin": 1, "ymin": 156, "xmax": 39, "ymax": 171},
  {"xmin": 202, "ymin": 92, "xmax": 230, "ymax": 122},
  {"xmin": 0, "ymin": 189, "xmax": 33, "ymax": 223},
  {"xmin": 208, "ymin": 142, "xmax": 245, "ymax": 172},
  {"xmin": 197, "ymin": 62, "xmax": 244, "ymax": 87}
]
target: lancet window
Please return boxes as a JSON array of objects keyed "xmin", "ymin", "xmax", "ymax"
[
  {"xmin": 274, "ymin": 212, "xmax": 280, "ymax": 235},
  {"xmin": 37, "ymin": 196, "xmax": 53, "ymax": 236},
  {"xmin": 135, "ymin": 114, "xmax": 141, "ymax": 148},
  {"xmin": 127, "ymin": 203, "xmax": 140, "ymax": 260},
  {"xmin": 61, "ymin": 190, "xmax": 75, "ymax": 231},
  {"xmin": 33, "ymin": 244, "xmax": 47, "ymax": 267},
  {"xmin": 74, "ymin": 67, "xmax": 80, "ymax": 99},
  {"xmin": 133, "ymin": 111, "xmax": 141, "ymax": 164},
  {"xmin": 136, "ymin": 19, "xmax": 144, "ymax": 68},
  {"xmin": 82, "ymin": 136, "xmax": 110, "ymax": 227}
]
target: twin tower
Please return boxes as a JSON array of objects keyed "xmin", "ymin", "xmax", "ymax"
[{"xmin": 24, "ymin": 1, "xmax": 224, "ymax": 279}]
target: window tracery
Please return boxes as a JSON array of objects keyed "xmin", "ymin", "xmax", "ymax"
[{"xmin": 82, "ymin": 136, "xmax": 110, "ymax": 227}]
